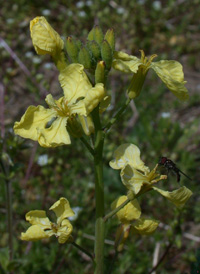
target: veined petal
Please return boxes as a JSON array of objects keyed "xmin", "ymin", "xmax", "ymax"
[
  {"xmin": 112, "ymin": 51, "xmax": 142, "ymax": 73},
  {"xmin": 84, "ymin": 83, "xmax": 105, "ymax": 114},
  {"xmin": 121, "ymin": 164, "xmax": 150, "ymax": 194},
  {"xmin": 69, "ymin": 100, "xmax": 87, "ymax": 116},
  {"xmin": 49, "ymin": 197, "xmax": 75, "ymax": 225},
  {"xmin": 110, "ymin": 143, "xmax": 149, "ymax": 173},
  {"xmin": 131, "ymin": 218, "xmax": 159, "ymax": 235},
  {"xmin": 30, "ymin": 16, "xmax": 64, "ymax": 56},
  {"xmin": 59, "ymin": 64, "xmax": 92, "ymax": 103},
  {"xmin": 21, "ymin": 224, "xmax": 50, "ymax": 241},
  {"xmin": 14, "ymin": 105, "xmax": 56, "ymax": 141},
  {"xmin": 111, "ymin": 195, "xmax": 141, "ymax": 224},
  {"xmin": 151, "ymin": 60, "xmax": 189, "ymax": 101},
  {"xmin": 153, "ymin": 186, "xmax": 193, "ymax": 208},
  {"xmin": 37, "ymin": 117, "xmax": 71, "ymax": 147},
  {"xmin": 57, "ymin": 219, "xmax": 73, "ymax": 244},
  {"xmin": 25, "ymin": 210, "xmax": 51, "ymax": 227}
]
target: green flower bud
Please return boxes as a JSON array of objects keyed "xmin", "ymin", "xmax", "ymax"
[
  {"xmin": 87, "ymin": 27, "xmax": 95, "ymax": 41},
  {"xmin": 101, "ymin": 40, "xmax": 113, "ymax": 69},
  {"xmin": 78, "ymin": 46, "xmax": 92, "ymax": 69},
  {"xmin": 95, "ymin": 61, "xmax": 106, "ymax": 84},
  {"xmin": 88, "ymin": 26, "xmax": 104, "ymax": 45},
  {"xmin": 104, "ymin": 28, "xmax": 115, "ymax": 52},
  {"xmin": 94, "ymin": 25, "xmax": 104, "ymax": 45},
  {"xmin": 87, "ymin": 40, "xmax": 101, "ymax": 60},
  {"xmin": 66, "ymin": 36, "xmax": 79, "ymax": 63}
]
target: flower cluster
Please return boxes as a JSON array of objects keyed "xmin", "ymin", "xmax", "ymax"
[
  {"xmin": 15, "ymin": 16, "xmax": 192, "ymax": 251},
  {"xmin": 110, "ymin": 144, "xmax": 192, "ymax": 249}
]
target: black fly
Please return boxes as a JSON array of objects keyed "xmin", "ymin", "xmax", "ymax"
[{"xmin": 158, "ymin": 157, "xmax": 192, "ymax": 182}]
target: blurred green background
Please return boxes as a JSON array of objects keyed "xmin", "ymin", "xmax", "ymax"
[{"xmin": 0, "ymin": 0, "xmax": 200, "ymax": 273}]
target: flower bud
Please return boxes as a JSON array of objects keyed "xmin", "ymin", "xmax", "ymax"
[
  {"xmin": 101, "ymin": 40, "xmax": 113, "ymax": 69},
  {"xmin": 30, "ymin": 16, "xmax": 64, "ymax": 56},
  {"xmin": 95, "ymin": 61, "xmax": 106, "ymax": 84},
  {"xmin": 66, "ymin": 36, "xmax": 79, "ymax": 63},
  {"xmin": 78, "ymin": 46, "xmax": 92, "ymax": 69},
  {"xmin": 87, "ymin": 40, "xmax": 101, "ymax": 60},
  {"xmin": 87, "ymin": 26, "xmax": 104, "ymax": 45},
  {"xmin": 104, "ymin": 28, "xmax": 115, "ymax": 52}
]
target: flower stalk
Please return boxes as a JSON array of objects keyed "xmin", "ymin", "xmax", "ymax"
[
  {"xmin": 103, "ymin": 97, "xmax": 131, "ymax": 132},
  {"xmin": 92, "ymin": 106, "xmax": 105, "ymax": 274}
]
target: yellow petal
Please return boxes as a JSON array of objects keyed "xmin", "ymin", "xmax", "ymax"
[
  {"xmin": 112, "ymin": 51, "xmax": 142, "ymax": 73},
  {"xmin": 121, "ymin": 164, "xmax": 150, "ymax": 194},
  {"xmin": 150, "ymin": 60, "xmax": 189, "ymax": 101},
  {"xmin": 84, "ymin": 83, "xmax": 105, "ymax": 114},
  {"xmin": 30, "ymin": 16, "xmax": 64, "ymax": 56},
  {"xmin": 25, "ymin": 210, "xmax": 51, "ymax": 227},
  {"xmin": 153, "ymin": 186, "xmax": 193, "ymax": 208},
  {"xmin": 59, "ymin": 64, "xmax": 92, "ymax": 103},
  {"xmin": 21, "ymin": 224, "xmax": 50, "ymax": 241},
  {"xmin": 111, "ymin": 195, "xmax": 141, "ymax": 223},
  {"xmin": 49, "ymin": 197, "xmax": 75, "ymax": 225},
  {"xmin": 132, "ymin": 218, "xmax": 159, "ymax": 235},
  {"xmin": 14, "ymin": 105, "xmax": 56, "ymax": 141},
  {"xmin": 37, "ymin": 117, "xmax": 71, "ymax": 147},
  {"xmin": 110, "ymin": 143, "xmax": 149, "ymax": 173},
  {"xmin": 69, "ymin": 100, "xmax": 87, "ymax": 116},
  {"xmin": 57, "ymin": 219, "xmax": 73, "ymax": 244}
]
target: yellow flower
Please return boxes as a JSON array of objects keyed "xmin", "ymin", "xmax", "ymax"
[
  {"xmin": 110, "ymin": 143, "xmax": 192, "ymax": 207},
  {"xmin": 112, "ymin": 50, "xmax": 189, "ymax": 100},
  {"xmin": 112, "ymin": 195, "xmax": 159, "ymax": 251},
  {"xmin": 30, "ymin": 16, "xmax": 64, "ymax": 56},
  {"xmin": 14, "ymin": 64, "xmax": 105, "ymax": 147},
  {"xmin": 21, "ymin": 198, "xmax": 74, "ymax": 244}
]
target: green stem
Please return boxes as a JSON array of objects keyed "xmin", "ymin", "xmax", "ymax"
[
  {"xmin": 5, "ymin": 178, "xmax": 13, "ymax": 260},
  {"xmin": 103, "ymin": 98, "xmax": 131, "ymax": 132},
  {"xmin": 71, "ymin": 242, "xmax": 94, "ymax": 261},
  {"xmin": 92, "ymin": 106, "xmax": 105, "ymax": 274},
  {"xmin": 80, "ymin": 137, "xmax": 95, "ymax": 156}
]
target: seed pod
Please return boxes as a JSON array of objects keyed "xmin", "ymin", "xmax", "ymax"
[
  {"xmin": 104, "ymin": 28, "xmax": 115, "ymax": 52},
  {"xmin": 66, "ymin": 36, "xmax": 79, "ymax": 63},
  {"xmin": 101, "ymin": 40, "xmax": 113, "ymax": 69},
  {"xmin": 78, "ymin": 46, "xmax": 92, "ymax": 69}
]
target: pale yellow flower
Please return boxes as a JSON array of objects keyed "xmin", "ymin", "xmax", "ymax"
[
  {"xmin": 112, "ymin": 50, "xmax": 189, "ymax": 100},
  {"xmin": 21, "ymin": 198, "xmax": 74, "ymax": 244},
  {"xmin": 110, "ymin": 143, "xmax": 192, "ymax": 207},
  {"xmin": 112, "ymin": 195, "xmax": 159, "ymax": 251},
  {"xmin": 14, "ymin": 64, "xmax": 105, "ymax": 147}
]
